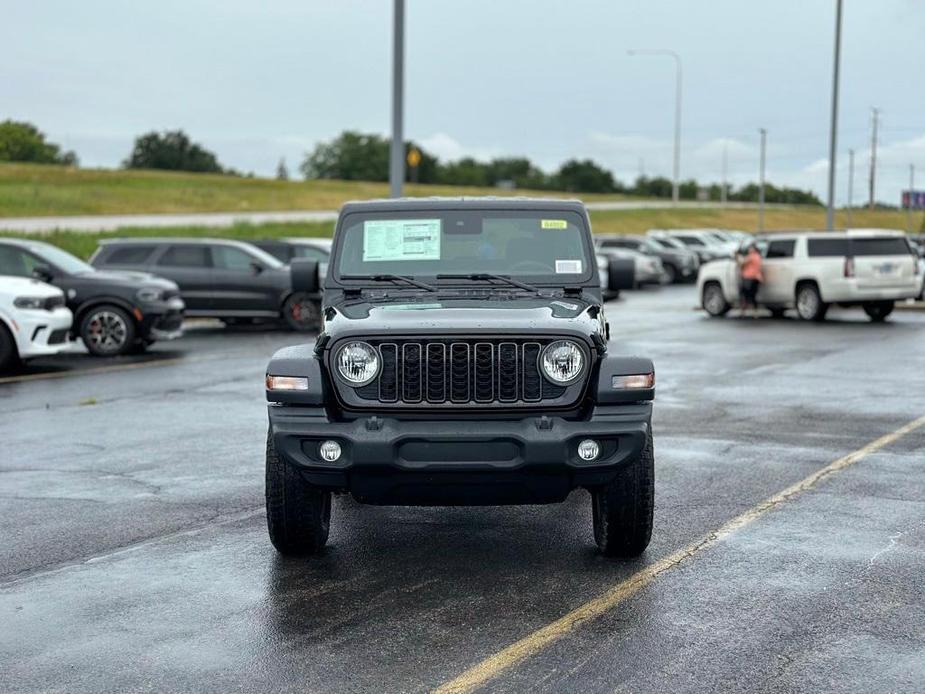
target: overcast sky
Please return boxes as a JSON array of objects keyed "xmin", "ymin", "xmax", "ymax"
[{"xmin": 3, "ymin": 0, "xmax": 923, "ymax": 204}]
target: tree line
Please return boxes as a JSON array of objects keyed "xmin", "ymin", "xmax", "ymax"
[{"xmin": 0, "ymin": 120, "xmax": 821, "ymax": 204}]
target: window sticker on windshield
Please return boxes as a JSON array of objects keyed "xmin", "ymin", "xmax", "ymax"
[
  {"xmin": 362, "ymin": 219, "xmax": 441, "ymax": 262},
  {"xmin": 556, "ymin": 259, "xmax": 583, "ymax": 274},
  {"xmin": 541, "ymin": 219, "xmax": 568, "ymax": 229}
]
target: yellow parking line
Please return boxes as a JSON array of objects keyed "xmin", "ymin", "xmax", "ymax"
[{"xmin": 433, "ymin": 414, "xmax": 925, "ymax": 694}]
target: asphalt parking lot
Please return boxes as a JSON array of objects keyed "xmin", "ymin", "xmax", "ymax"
[{"xmin": 2, "ymin": 286, "xmax": 924, "ymax": 693}]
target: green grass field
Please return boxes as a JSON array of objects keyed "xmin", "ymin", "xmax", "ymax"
[
  {"xmin": 2, "ymin": 162, "xmax": 921, "ymax": 259},
  {"xmin": 9, "ymin": 204, "xmax": 923, "ymax": 261},
  {"xmin": 0, "ymin": 162, "xmax": 636, "ymax": 217}
]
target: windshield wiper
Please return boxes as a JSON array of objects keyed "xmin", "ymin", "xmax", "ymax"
[
  {"xmin": 340, "ymin": 274, "xmax": 437, "ymax": 292},
  {"xmin": 436, "ymin": 273, "xmax": 541, "ymax": 293}
]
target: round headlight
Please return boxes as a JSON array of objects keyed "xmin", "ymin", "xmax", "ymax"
[
  {"xmin": 335, "ymin": 341, "xmax": 380, "ymax": 386},
  {"xmin": 541, "ymin": 340, "xmax": 584, "ymax": 384}
]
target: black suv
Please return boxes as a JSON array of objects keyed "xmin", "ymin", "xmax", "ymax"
[
  {"xmin": 264, "ymin": 198, "xmax": 656, "ymax": 558},
  {"xmin": 0, "ymin": 238, "xmax": 184, "ymax": 356},
  {"xmin": 596, "ymin": 234, "xmax": 699, "ymax": 283},
  {"xmin": 91, "ymin": 238, "xmax": 320, "ymax": 331}
]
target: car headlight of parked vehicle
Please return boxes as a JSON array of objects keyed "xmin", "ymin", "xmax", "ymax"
[
  {"xmin": 136, "ymin": 287, "xmax": 165, "ymax": 303},
  {"xmin": 13, "ymin": 296, "xmax": 50, "ymax": 310},
  {"xmin": 541, "ymin": 340, "xmax": 584, "ymax": 384},
  {"xmin": 335, "ymin": 341, "xmax": 380, "ymax": 385}
]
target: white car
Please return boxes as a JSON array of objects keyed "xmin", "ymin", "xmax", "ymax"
[
  {"xmin": 0, "ymin": 276, "xmax": 73, "ymax": 370},
  {"xmin": 698, "ymin": 229, "xmax": 921, "ymax": 321},
  {"xmin": 596, "ymin": 246, "xmax": 665, "ymax": 285},
  {"xmin": 648, "ymin": 229, "xmax": 735, "ymax": 262}
]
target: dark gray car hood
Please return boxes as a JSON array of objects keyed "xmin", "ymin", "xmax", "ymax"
[{"xmin": 321, "ymin": 295, "xmax": 605, "ymax": 345}]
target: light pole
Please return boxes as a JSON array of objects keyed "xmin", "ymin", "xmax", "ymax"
[
  {"xmin": 758, "ymin": 128, "xmax": 767, "ymax": 232},
  {"xmin": 389, "ymin": 0, "xmax": 405, "ymax": 198},
  {"xmin": 846, "ymin": 148, "xmax": 855, "ymax": 228},
  {"xmin": 825, "ymin": 0, "xmax": 843, "ymax": 231},
  {"xmin": 628, "ymin": 49, "xmax": 682, "ymax": 204}
]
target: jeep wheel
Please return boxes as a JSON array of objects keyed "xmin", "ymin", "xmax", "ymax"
[
  {"xmin": 265, "ymin": 430, "xmax": 331, "ymax": 555},
  {"xmin": 80, "ymin": 305, "xmax": 136, "ymax": 357},
  {"xmin": 592, "ymin": 426, "xmax": 654, "ymax": 558},
  {"xmin": 702, "ymin": 282, "xmax": 730, "ymax": 317},
  {"xmin": 0, "ymin": 323, "xmax": 20, "ymax": 371},
  {"xmin": 282, "ymin": 293, "xmax": 320, "ymax": 332},
  {"xmin": 795, "ymin": 283, "xmax": 828, "ymax": 322},
  {"xmin": 863, "ymin": 301, "xmax": 894, "ymax": 322}
]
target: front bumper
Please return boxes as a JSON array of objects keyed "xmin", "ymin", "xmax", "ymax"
[
  {"xmin": 269, "ymin": 404, "xmax": 652, "ymax": 505},
  {"xmin": 12, "ymin": 307, "xmax": 73, "ymax": 359},
  {"xmin": 137, "ymin": 297, "xmax": 185, "ymax": 342}
]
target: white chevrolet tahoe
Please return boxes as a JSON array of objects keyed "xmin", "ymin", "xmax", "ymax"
[{"xmin": 698, "ymin": 229, "xmax": 920, "ymax": 322}]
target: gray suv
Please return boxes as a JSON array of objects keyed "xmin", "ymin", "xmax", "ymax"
[{"xmin": 91, "ymin": 238, "xmax": 319, "ymax": 331}]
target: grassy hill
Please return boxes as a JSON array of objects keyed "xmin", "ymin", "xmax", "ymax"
[{"xmin": 0, "ymin": 163, "xmax": 636, "ymax": 217}]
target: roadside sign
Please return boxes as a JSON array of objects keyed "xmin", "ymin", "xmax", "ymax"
[
  {"xmin": 406, "ymin": 148, "xmax": 421, "ymax": 168},
  {"xmin": 901, "ymin": 190, "xmax": 925, "ymax": 209}
]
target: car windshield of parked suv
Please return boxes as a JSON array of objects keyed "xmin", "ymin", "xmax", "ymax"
[
  {"xmin": 334, "ymin": 210, "xmax": 593, "ymax": 282},
  {"xmin": 28, "ymin": 241, "xmax": 94, "ymax": 274}
]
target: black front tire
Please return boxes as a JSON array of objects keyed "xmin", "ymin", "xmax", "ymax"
[
  {"xmin": 265, "ymin": 430, "xmax": 331, "ymax": 556},
  {"xmin": 863, "ymin": 301, "xmax": 894, "ymax": 322},
  {"xmin": 0, "ymin": 323, "xmax": 20, "ymax": 371},
  {"xmin": 592, "ymin": 426, "xmax": 655, "ymax": 558},
  {"xmin": 79, "ymin": 305, "xmax": 136, "ymax": 357},
  {"xmin": 663, "ymin": 263, "xmax": 678, "ymax": 284},
  {"xmin": 282, "ymin": 293, "xmax": 320, "ymax": 332}
]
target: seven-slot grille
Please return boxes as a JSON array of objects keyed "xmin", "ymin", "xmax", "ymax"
[{"xmin": 348, "ymin": 338, "xmax": 582, "ymax": 407}]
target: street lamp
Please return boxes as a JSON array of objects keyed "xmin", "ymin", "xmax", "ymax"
[
  {"xmin": 628, "ymin": 49, "xmax": 682, "ymax": 205},
  {"xmin": 825, "ymin": 0, "xmax": 844, "ymax": 230},
  {"xmin": 389, "ymin": 0, "xmax": 405, "ymax": 199}
]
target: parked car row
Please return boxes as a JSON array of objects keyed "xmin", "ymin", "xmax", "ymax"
[
  {"xmin": 0, "ymin": 236, "xmax": 329, "ymax": 370},
  {"xmin": 697, "ymin": 229, "xmax": 923, "ymax": 321}
]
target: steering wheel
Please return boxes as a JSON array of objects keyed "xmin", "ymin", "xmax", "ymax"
[{"xmin": 509, "ymin": 260, "xmax": 555, "ymax": 273}]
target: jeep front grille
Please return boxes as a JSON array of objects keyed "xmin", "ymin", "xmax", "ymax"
[{"xmin": 341, "ymin": 338, "xmax": 587, "ymax": 409}]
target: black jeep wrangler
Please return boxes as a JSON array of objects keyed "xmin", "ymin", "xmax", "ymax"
[{"xmin": 264, "ymin": 198, "xmax": 655, "ymax": 557}]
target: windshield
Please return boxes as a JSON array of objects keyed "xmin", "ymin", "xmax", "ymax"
[
  {"xmin": 28, "ymin": 242, "xmax": 94, "ymax": 274},
  {"xmin": 334, "ymin": 209, "xmax": 594, "ymax": 283}
]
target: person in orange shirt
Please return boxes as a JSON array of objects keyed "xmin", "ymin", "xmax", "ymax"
[{"xmin": 739, "ymin": 244, "xmax": 764, "ymax": 315}]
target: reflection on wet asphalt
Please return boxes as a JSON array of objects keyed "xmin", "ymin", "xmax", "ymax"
[{"xmin": 2, "ymin": 292, "xmax": 924, "ymax": 692}]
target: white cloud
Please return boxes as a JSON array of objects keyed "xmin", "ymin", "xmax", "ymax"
[{"xmin": 417, "ymin": 132, "xmax": 500, "ymax": 163}]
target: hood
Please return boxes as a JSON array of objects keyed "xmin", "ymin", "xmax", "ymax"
[
  {"xmin": 0, "ymin": 276, "xmax": 64, "ymax": 299},
  {"xmin": 77, "ymin": 269, "xmax": 179, "ymax": 290},
  {"xmin": 322, "ymin": 295, "xmax": 604, "ymax": 344}
]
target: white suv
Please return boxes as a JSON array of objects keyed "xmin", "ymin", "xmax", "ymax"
[
  {"xmin": 698, "ymin": 229, "xmax": 920, "ymax": 322},
  {"xmin": 0, "ymin": 276, "xmax": 73, "ymax": 370}
]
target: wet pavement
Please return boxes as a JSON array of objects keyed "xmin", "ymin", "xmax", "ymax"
[{"xmin": 1, "ymin": 288, "xmax": 924, "ymax": 693}]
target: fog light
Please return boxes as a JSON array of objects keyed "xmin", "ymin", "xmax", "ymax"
[
  {"xmin": 577, "ymin": 439, "xmax": 600, "ymax": 461},
  {"xmin": 319, "ymin": 440, "xmax": 342, "ymax": 462}
]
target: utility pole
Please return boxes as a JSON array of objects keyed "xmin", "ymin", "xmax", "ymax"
[
  {"xmin": 758, "ymin": 128, "xmax": 767, "ymax": 232},
  {"xmin": 825, "ymin": 0, "xmax": 843, "ymax": 230},
  {"xmin": 627, "ymin": 49, "xmax": 682, "ymax": 204},
  {"xmin": 721, "ymin": 140, "xmax": 728, "ymax": 205},
  {"xmin": 868, "ymin": 107, "xmax": 879, "ymax": 209},
  {"xmin": 846, "ymin": 148, "xmax": 855, "ymax": 228},
  {"xmin": 389, "ymin": 0, "xmax": 405, "ymax": 199},
  {"xmin": 908, "ymin": 164, "xmax": 916, "ymax": 233}
]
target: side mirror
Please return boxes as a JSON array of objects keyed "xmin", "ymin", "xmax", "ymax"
[
  {"xmin": 32, "ymin": 264, "xmax": 54, "ymax": 282},
  {"xmin": 290, "ymin": 258, "xmax": 319, "ymax": 294},
  {"xmin": 250, "ymin": 261, "xmax": 264, "ymax": 275},
  {"xmin": 607, "ymin": 257, "xmax": 635, "ymax": 292}
]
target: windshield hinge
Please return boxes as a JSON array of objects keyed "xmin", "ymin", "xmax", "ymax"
[
  {"xmin": 344, "ymin": 288, "xmax": 363, "ymax": 298},
  {"xmin": 562, "ymin": 287, "xmax": 583, "ymax": 297}
]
